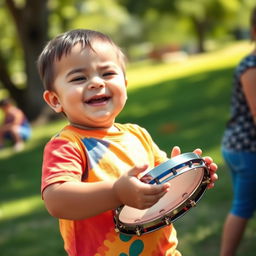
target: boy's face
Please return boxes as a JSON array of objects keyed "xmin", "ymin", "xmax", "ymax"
[{"xmin": 44, "ymin": 41, "xmax": 127, "ymax": 129}]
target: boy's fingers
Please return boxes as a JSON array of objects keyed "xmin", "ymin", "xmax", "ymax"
[
  {"xmin": 209, "ymin": 163, "xmax": 218, "ymax": 172},
  {"xmin": 193, "ymin": 148, "xmax": 202, "ymax": 155},
  {"xmin": 144, "ymin": 183, "xmax": 170, "ymax": 195},
  {"xmin": 210, "ymin": 172, "xmax": 218, "ymax": 181},
  {"xmin": 170, "ymin": 146, "xmax": 181, "ymax": 158},
  {"xmin": 203, "ymin": 156, "xmax": 213, "ymax": 164},
  {"xmin": 144, "ymin": 191, "xmax": 167, "ymax": 204},
  {"xmin": 171, "ymin": 147, "xmax": 202, "ymax": 158},
  {"xmin": 128, "ymin": 164, "xmax": 148, "ymax": 177}
]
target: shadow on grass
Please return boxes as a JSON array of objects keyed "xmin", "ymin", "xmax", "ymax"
[
  {"xmin": 0, "ymin": 137, "xmax": 49, "ymax": 201},
  {"xmin": 0, "ymin": 132, "xmax": 66, "ymax": 255},
  {"xmin": 0, "ymin": 209, "xmax": 64, "ymax": 256},
  {"xmin": 118, "ymin": 67, "xmax": 233, "ymax": 155}
]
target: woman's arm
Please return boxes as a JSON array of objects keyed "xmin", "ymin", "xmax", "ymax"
[{"xmin": 241, "ymin": 67, "xmax": 256, "ymax": 125}]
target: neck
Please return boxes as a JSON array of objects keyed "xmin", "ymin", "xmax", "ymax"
[{"xmin": 70, "ymin": 122, "xmax": 119, "ymax": 132}]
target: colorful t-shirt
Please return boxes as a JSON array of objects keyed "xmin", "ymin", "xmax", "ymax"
[{"xmin": 41, "ymin": 123, "xmax": 181, "ymax": 256}]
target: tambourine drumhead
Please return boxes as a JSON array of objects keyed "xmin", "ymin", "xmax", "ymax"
[
  {"xmin": 114, "ymin": 152, "xmax": 210, "ymax": 235},
  {"xmin": 119, "ymin": 165, "xmax": 204, "ymax": 225}
]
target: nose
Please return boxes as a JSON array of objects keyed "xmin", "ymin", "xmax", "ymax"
[{"xmin": 88, "ymin": 76, "xmax": 105, "ymax": 90}]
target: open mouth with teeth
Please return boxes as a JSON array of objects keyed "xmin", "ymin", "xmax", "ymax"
[{"xmin": 85, "ymin": 95, "xmax": 111, "ymax": 105}]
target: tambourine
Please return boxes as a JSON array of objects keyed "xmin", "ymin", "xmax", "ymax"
[{"xmin": 114, "ymin": 152, "xmax": 211, "ymax": 236}]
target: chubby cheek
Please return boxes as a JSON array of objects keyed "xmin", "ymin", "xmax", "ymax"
[
  {"xmin": 121, "ymin": 88, "xmax": 128, "ymax": 104},
  {"xmin": 63, "ymin": 87, "xmax": 83, "ymax": 102},
  {"xmin": 58, "ymin": 88, "xmax": 84, "ymax": 113},
  {"xmin": 116, "ymin": 81, "xmax": 127, "ymax": 99},
  {"xmin": 113, "ymin": 86, "xmax": 127, "ymax": 109},
  {"xmin": 121, "ymin": 92, "xmax": 127, "ymax": 106}
]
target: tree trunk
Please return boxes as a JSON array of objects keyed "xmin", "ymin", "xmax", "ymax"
[
  {"xmin": 0, "ymin": 53, "xmax": 25, "ymax": 105},
  {"xmin": 5, "ymin": 0, "xmax": 48, "ymax": 121},
  {"xmin": 191, "ymin": 16, "xmax": 206, "ymax": 53}
]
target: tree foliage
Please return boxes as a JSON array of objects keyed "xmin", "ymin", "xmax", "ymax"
[
  {"xmin": 0, "ymin": 0, "xmax": 48, "ymax": 121},
  {"xmin": 0, "ymin": 0, "xmax": 255, "ymax": 121},
  {"xmin": 119, "ymin": 0, "xmax": 254, "ymax": 52},
  {"xmin": 0, "ymin": 0, "xmax": 133, "ymax": 121}
]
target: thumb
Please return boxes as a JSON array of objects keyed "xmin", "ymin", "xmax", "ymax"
[
  {"xmin": 127, "ymin": 164, "xmax": 149, "ymax": 178},
  {"xmin": 170, "ymin": 146, "xmax": 181, "ymax": 158}
]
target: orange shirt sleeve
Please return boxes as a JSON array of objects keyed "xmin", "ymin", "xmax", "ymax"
[{"xmin": 41, "ymin": 138, "xmax": 86, "ymax": 195}]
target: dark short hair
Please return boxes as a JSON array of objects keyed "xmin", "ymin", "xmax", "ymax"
[{"xmin": 37, "ymin": 29, "xmax": 126, "ymax": 91}]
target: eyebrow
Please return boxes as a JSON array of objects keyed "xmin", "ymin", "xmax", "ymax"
[
  {"xmin": 65, "ymin": 62, "xmax": 119, "ymax": 78},
  {"xmin": 98, "ymin": 63, "xmax": 118, "ymax": 70},
  {"xmin": 66, "ymin": 68, "xmax": 86, "ymax": 78}
]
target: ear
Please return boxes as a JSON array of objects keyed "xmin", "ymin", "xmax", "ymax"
[
  {"xmin": 43, "ymin": 90, "xmax": 63, "ymax": 113},
  {"xmin": 124, "ymin": 79, "xmax": 128, "ymax": 100}
]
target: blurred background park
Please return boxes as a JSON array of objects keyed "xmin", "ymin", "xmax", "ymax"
[{"xmin": 0, "ymin": 0, "xmax": 256, "ymax": 255}]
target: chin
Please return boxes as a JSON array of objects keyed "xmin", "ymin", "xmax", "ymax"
[
  {"xmin": 88, "ymin": 118, "xmax": 114, "ymax": 128},
  {"xmin": 94, "ymin": 112, "xmax": 116, "ymax": 122}
]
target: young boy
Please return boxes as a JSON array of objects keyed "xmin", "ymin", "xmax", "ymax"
[{"xmin": 38, "ymin": 29, "xmax": 218, "ymax": 256}]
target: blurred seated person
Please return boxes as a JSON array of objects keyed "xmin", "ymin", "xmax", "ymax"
[{"xmin": 0, "ymin": 98, "xmax": 31, "ymax": 151}]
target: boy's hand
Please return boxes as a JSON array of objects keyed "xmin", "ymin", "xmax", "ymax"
[
  {"xmin": 170, "ymin": 146, "xmax": 218, "ymax": 189},
  {"xmin": 113, "ymin": 164, "xmax": 170, "ymax": 210}
]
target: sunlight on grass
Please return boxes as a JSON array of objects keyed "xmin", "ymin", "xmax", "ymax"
[
  {"xmin": 127, "ymin": 41, "xmax": 251, "ymax": 89},
  {"xmin": 123, "ymin": 99, "xmax": 170, "ymax": 118},
  {"xmin": 0, "ymin": 195, "xmax": 43, "ymax": 221},
  {"xmin": 31, "ymin": 118, "xmax": 67, "ymax": 138},
  {"xmin": 204, "ymin": 146, "xmax": 224, "ymax": 164}
]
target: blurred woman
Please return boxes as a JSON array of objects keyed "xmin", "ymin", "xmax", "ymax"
[{"xmin": 220, "ymin": 6, "xmax": 256, "ymax": 256}]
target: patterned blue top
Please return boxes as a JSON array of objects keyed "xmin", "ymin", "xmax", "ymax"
[{"xmin": 222, "ymin": 54, "xmax": 256, "ymax": 151}]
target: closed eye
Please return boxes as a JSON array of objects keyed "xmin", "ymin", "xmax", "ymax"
[
  {"xmin": 69, "ymin": 76, "xmax": 87, "ymax": 82},
  {"xmin": 103, "ymin": 72, "xmax": 117, "ymax": 77}
]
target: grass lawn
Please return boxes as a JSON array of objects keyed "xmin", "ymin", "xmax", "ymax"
[{"xmin": 1, "ymin": 41, "xmax": 256, "ymax": 255}]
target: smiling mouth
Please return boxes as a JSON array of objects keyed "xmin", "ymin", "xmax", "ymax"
[{"xmin": 85, "ymin": 96, "xmax": 111, "ymax": 104}]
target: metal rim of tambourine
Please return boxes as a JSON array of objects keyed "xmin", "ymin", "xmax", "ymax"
[{"xmin": 114, "ymin": 152, "xmax": 211, "ymax": 236}]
